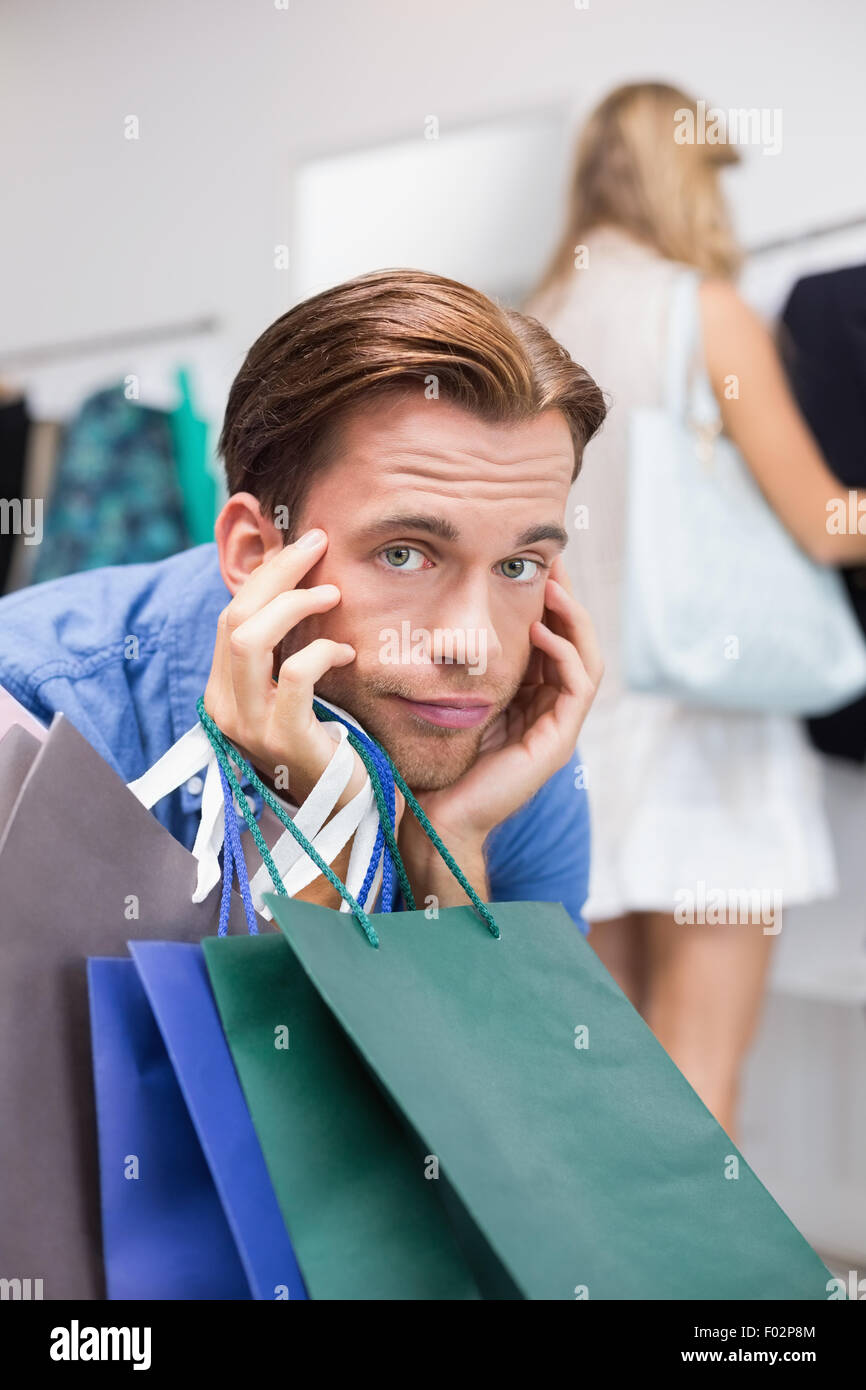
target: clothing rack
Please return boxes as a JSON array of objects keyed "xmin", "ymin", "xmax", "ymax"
[
  {"xmin": 749, "ymin": 211, "xmax": 866, "ymax": 257},
  {"xmin": 5, "ymin": 210, "xmax": 866, "ymax": 368},
  {"xmin": 0, "ymin": 316, "xmax": 220, "ymax": 371},
  {"xmin": 3, "ymin": 211, "xmax": 865, "ymax": 373}
]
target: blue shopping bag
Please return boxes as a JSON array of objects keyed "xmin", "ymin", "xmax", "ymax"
[
  {"xmin": 130, "ymin": 940, "xmax": 307, "ymax": 1301},
  {"xmin": 88, "ymin": 956, "xmax": 252, "ymax": 1300},
  {"xmin": 87, "ymin": 727, "xmax": 391, "ymax": 1301},
  {"xmin": 88, "ymin": 946, "xmax": 308, "ymax": 1300}
]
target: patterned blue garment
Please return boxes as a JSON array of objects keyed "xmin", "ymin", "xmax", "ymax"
[
  {"xmin": 0, "ymin": 542, "xmax": 592, "ymax": 931},
  {"xmin": 33, "ymin": 384, "xmax": 189, "ymax": 583}
]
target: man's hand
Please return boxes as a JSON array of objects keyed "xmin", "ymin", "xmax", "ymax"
[
  {"xmin": 397, "ymin": 555, "xmax": 602, "ymax": 905},
  {"xmin": 205, "ymin": 528, "xmax": 410, "ymax": 908},
  {"xmin": 204, "ymin": 527, "xmax": 370, "ymax": 816}
]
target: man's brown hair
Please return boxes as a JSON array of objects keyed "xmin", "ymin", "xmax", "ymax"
[{"xmin": 219, "ymin": 267, "xmax": 606, "ymax": 532}]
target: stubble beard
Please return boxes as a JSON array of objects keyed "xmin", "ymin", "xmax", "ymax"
[{"xmin": 313, "ymin": 667, "xmax": 515, "ymax": 792}]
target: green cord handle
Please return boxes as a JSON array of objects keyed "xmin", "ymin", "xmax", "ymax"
[
  {"xmin": 197, "ymin": 698, "xmax": 379, "ymax": 946},
  {"xmin": 321, "ymin": 720, "xmax": 416, "ymax": 910},
  {"xmin": 197, "ymin": 696, "xmax": 501, "ymax": 944}
]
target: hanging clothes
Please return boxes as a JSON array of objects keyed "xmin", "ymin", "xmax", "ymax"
[
  {"xmin": 33, "ymin": 384, "xmax": 189, "ymax": 584},
  {"xmin": 0, "ymin": 394, "xmax": 31, "ymax": 594},
  {"xmin": 168, "ymin": 365, "xmax": 217, "ymax": 547},
  {"xmin": 4, "ymin": 418, "xmax": 63, "ymax": 593}
]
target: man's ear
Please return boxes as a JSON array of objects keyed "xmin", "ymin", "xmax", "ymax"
[{"xmin": 214, "ymin": 493, "xmax": 284, "ymax": 595}]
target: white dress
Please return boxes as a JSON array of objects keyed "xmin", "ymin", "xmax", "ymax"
[{"xmin": 524, "ymin": 225, "xmax": 837, "ymax": 921}]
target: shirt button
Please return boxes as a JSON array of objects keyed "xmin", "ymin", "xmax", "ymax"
[{"xmin": 186, "ymin": 775, "xmax": 204, "ymax": 796}]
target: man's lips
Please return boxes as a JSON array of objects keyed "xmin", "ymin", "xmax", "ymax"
[{"xmin": 389, "ymin": 694, "xmax": 494, "ymax": 729}]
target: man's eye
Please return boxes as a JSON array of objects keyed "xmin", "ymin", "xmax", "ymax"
[
  {"xmin": 380, "ymin": 545, "xmax": 428, "ymax": 571},
  {"xmin": 498, "ymin": 557, "xmax": 540, "ymax": 582}
]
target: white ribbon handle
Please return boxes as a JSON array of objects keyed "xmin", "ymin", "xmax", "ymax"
[
  {"xmin": 191, "ymin": 753, "xmax": 225, "ymax": 901},
  {"xmin": 127, "ymin": 723, "xmax": 214, "ymax": 808},
  {"xmin": 126, "ymin": 713, "xmax": 387, "ymax": 910},
  {"xmin": 249, "ymin": 724, "xmax": 376, "ymax": 917},
  {"xmin": 127, "ymin": 723, "xmax": 227, "ymax": 901}
]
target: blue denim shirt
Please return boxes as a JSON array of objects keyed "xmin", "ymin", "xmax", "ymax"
[{"xmin": 0, "ymin": 543, "xmax": 591, "ymax": 932}]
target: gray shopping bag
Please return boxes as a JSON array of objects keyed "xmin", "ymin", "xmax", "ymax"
[
  {"xmin": 0, "ymin": 722, "xmax": 42, "ymax": 837},
  {"xmin": 0, "ymin": 713, "xmax": 262, "ymax": 1300}
]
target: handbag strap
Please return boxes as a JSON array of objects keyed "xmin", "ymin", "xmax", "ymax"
[{"xmin": 663, "ymin": 269, "xmax": 720, "ymax": 428}]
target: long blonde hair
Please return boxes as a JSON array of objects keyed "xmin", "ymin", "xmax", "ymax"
[{"xmin": 529, "ymin": 82, "xmax": 743, "ymax": 307}]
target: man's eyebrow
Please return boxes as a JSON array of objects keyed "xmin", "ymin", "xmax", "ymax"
[
  {"xmin": 512, "ymin": 523, "xmax": 569, "ymax": 549},
  {"xmin": 357, "ymin": 513, "xmax": 461, "ymax": 542},
  {"xmin": 357, "ymin": 514, "xmax": 569, "ymax": 550}
]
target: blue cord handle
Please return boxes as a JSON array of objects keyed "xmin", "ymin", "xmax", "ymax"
[{"xmin": 217, "ymin": 759, "xmax": 259, "ymax": 936}]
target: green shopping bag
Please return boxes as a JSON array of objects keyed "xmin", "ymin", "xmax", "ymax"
[
  {"xmin": 194, "ymin": 699, "xmax": 482, "ymax": 1299},
  {"xmin": 202, "ymin": 932, "xmax": 482, "ymax": 1300},
  {"xmin": 264, "ymin": 894, "xmax": 835, "ymax": 1301},
  {"xmin": 196, "ymin": 698, "xmax": 835, "ymax": 1301}
]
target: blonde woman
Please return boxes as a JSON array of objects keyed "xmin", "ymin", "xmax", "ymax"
[{"xmin": 524, "ymin": 82, "xmax": 866, "ymax": 1141}]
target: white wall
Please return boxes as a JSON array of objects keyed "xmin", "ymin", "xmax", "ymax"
[{"xmin": 3, "ymin": 0, "xmax": 865, "ymax": 362}]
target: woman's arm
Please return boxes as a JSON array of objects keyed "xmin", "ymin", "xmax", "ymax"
[{"xmin": 699, "ymin": 278, "xmax": 866, "ymax": 565}]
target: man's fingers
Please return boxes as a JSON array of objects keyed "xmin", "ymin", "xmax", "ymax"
[
  {"xmin": 548, "ymin": 553, "xmax": 574, "ymax": 596},
  {"xmin": 203, "ymin": 607, "xmax": 235, "ymax": 726},
  {"xmin": 230, "ymin": 585, "xmax": 341, "ymax": 667},
  {"xmin": 530, "ymin": 619, "xmax": 593, "ymax": 700},
  {"xmin": 543, "ymin": 579, "xmax": 604, "ymax": 689},
  {"xmin": 223, "ymin": 529, "xmax": 328, "ymax": 629},
  {"xmin": 225, "ymin": 587, "xmax": 338, "ymax": 734},
  {"xmin": 271, "ymin": 638, "xmax": 356, "ymax": 737}
]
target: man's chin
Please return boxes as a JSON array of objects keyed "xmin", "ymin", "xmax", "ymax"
[
  {"xmin": 374, "ymin": 719, "xmax": 484, "ymax": 791},
  {"xmin": 396, "ymin": 750, "xmax": 478, "ymax": 791}
]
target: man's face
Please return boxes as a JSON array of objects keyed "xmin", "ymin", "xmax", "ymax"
[{"xmin": 282, "ymin": 392, "xmax": 575, "ymax": 790}]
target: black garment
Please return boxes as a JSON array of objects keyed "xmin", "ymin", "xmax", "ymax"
[
  {"xmin": 781, "ymin": 264, "xmax": 866, "ymax": 763},
  {"xmin": 0, "ymin": 396, "xmax": 31, "ymax": 594}
]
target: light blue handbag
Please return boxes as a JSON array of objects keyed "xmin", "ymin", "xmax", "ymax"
[{"xmin": 622, "ymin": 268, "xmax": 866, "ymax": 715}]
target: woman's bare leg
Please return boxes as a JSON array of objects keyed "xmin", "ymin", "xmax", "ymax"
[
  {"xmin": 586, "ymin": 912, "xmax": 648, "ymax": 1012},
  {"xmin": 640, "ymin": 910, "xmax": 779, "ymax": 1142}
]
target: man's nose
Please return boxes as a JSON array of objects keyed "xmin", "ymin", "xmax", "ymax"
[{"xmin": 427, "ymin": 578, "xmax": 504, "ymax": 666}]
